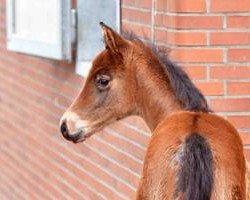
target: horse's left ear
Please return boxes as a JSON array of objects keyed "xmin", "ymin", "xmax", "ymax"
[{"xmin": 100, "ymin": 22, "xmax": 129, "ymax": 53}]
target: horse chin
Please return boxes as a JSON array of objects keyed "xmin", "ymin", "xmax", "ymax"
[
  {"xmin": 71, "ymin": 117, "xmax": 117, "ymax": 143},
  {"xmin": 71, "ymin": 129, "xmax": 94, "ymax": 143},
  {"xmin": 71, "ymin": 125, "xmax": 101, "ymax": 143},
  {"xmin": 72, "ymin": 136, "xmax": 86, "ymax": 143}
]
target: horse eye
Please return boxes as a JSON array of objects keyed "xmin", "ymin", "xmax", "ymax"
[{"xmin": 95, "ymin": 74, "xmax": 111, "ymax": 90}]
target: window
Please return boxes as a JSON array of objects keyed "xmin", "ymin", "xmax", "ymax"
[
  {"xmin": 6, "ymin": 0, "xmax": 72, "ymax": 60},
  {"xmin": 6, "ymin": 0, "xmax": 120, "ymax": 74}
]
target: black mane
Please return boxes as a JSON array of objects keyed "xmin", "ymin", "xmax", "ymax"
[{"xmin": 122, "ymin": 31, "xmax": 211, "ymax": 113}]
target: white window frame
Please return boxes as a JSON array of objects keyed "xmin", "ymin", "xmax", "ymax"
[{"xmin": 6, "ymin": 0, "xmax": 72, "ymax": 61}]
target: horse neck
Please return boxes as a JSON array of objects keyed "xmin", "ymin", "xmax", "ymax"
[{"xmin": 134, "ymin": 56, "xmax": 184, "ymax": 131}]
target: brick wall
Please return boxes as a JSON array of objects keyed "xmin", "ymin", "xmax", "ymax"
[{"xmin": 0, "ymin": 0, "xmax": 249, "ymax": 199}]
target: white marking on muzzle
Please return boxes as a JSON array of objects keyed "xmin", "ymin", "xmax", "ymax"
[{"xmin": 60, "ymin": 111, "xmax": 90, "ymax": 135}]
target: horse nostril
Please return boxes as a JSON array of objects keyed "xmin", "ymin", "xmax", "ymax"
[{"xmin": 60, "ymin": 121, "xmax": 69, "ymax": 138}]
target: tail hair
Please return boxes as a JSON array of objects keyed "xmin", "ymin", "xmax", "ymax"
[{"xmin": 175, "ymin": 133, "xmax": 214, "ymax": 200}]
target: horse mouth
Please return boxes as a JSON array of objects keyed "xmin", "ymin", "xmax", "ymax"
[
  {"xmin": 66, "ymin": 128, "xmax": 96, "ymax": 143},
  {"xmin": 65, "ymin": 117, "xmax": 116, "ymax": 143},
  {"xmin": 71, "ymin": 131, "xmax": 93, "ymax": 143}
]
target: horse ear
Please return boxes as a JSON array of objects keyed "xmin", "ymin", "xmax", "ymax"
[{"xmin": 99, "ymin": 22, "xmax": 128, "ymax": 53}]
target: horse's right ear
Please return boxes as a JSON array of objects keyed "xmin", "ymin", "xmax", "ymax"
[{"xmin": 99, "ymin": 22, "xmax": 129, "ymax": 53}]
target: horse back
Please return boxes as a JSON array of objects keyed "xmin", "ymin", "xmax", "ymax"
[{"xmin": 137, "ymin": 111, "xmax": 246, "ymax": 200}]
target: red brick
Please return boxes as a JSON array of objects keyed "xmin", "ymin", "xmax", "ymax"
[
  {"xmin": 210, "ymin": 98, "xmax": 250, "ymax": 112},
  {"xmin": 240, "ymin": 132, "xmax": 250, "ymax": 145},
  {"xmin": 228, "ymin": 49, "xmax": 250, "ymax": 62},
  {"xmin": 227, "ymin": 16, "xmax": 250, "ymax": 28},
  {"xmin": 76, "ymin": 141, "xmax": 140, "ymax": 189},
  {"xmin": 100, "ymin": 129, "xmax": 145, "ymax": 161},
  {"xmin": 0, "ymin": 73, "xmax": 63, "ymax": 116},
  {"xmin": 0, "ymin": 157, "xmax": 51, "ymax": 199},
  {"xmin": 228, "ymin": 115, "xmax": 250, "ymax": 129},
  {"xmin": 109, "ymin": 122, "xmax": 150, "ymax": 148},
  {"xmin": 0, "ymin": 57, "xmax": 78, "ymax": 98},
  {"xmin": 155, "ymin": 15, "xmax": 223, "ymax": 29},
  {"xmin": 210, "ymin": 66, "xmax": 250, "ymax": 79},
  {"xmin": 0, "ymin": 91, "xmax": 57, "ymax": 134},
  {"xmin": 122, "ymin": 22, "xmax": 151, "ymax": 40},
  {"xmin": 0, "ymin": 110, "xmax": 133, "ymax": 200},
  {"xmin": 0, "ymin": 170, "xmax": 28, "ymax": 199},
  {"xmin": 52, "ymin": 135, "xmax": 136, "ymax": 198},
  {"xmin": 156, "ymin": 0, "xmax": 207, "ymax": 13},
  {"xmin": 122, "ymin": 7, "xmax": 151, "ymax": 24},
  {"xmin": 211, "ymin": 0, "xmax": 250, "ymax": 12},
  {"xmin": 0, "ymin": 66, "xmax": 63, "ymax": 106},
  {"xmin": 182, "ymin": 66, "xmax": 207, "ymax": 80},
  {"xmin": 87, "ymin": 137, "xmax": 142, "ymax": 175},
  {"xmin": 227, "ymin": 82, "xmax": 250, "ymax": 95},
  {"xmin": 122, "ymin": 0, "xmax": 136, "ymax": 6},
  {"xmin": 210, "ymin": 32, "xmax": 250, "ymax": 45},
  {"xmin": 0, "ymin": 80, "xmax": 62, "ymax": 126},
  {"xmin": 195, "ymin": 82, "xmax": 224, "ymax": 95},
  {"xmin": 169, "ymin": 48, "xmax": 223, "ymax": 63},
  {"xmin": 136, "ymin": 0, "xmax": 152, "ymax": 9},
  {"xmin": 0, "ymin": 147, "xmax": 61, "ymax": 199},
  {"xmin": 123, "ymin": 116, "xmax": 150, "ymax": 133},
  {"xmin": 0, "ymin": 122, "xmax": 103, "ymax": 200},
  {"xmin": 0, "ymin": 48, "xmax": 82, "ymax": 87},
  {"xmin": 244, "ymin": 149, "xmax": 250, "ymax": 160},
  {"xmin": 155, "ymin": 30, "xmax": 207, "ymax": 46}
]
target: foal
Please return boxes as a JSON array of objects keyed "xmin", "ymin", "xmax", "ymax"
[{"xmin": 60, "ymin": 23, "xmax": 248, "ymax": 200}]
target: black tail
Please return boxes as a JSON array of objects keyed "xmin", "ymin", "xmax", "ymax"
[{"xmin": 175, "ymin": 133, "xmax": 214, "ymax": 200}]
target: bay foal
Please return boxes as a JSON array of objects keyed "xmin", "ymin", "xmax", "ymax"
[{"xmin": 60, "ymin": 23, "xmax": 248, "ymax": 199}]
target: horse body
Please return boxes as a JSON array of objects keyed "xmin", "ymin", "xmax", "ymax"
[
  {"xmin": 137, "ymin": 111, "xmax": 246, "ymax": 199},
  {"xmin": 60, "ymin": 22, "xmax": 248, "ymax": 199}
]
